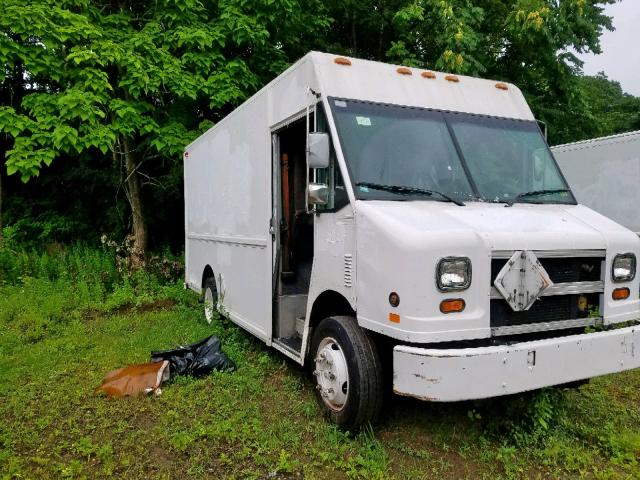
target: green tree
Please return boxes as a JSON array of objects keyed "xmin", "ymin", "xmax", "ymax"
[
  {"xmin": 322, "ymin": 0, "xmax": 616, "ymax": 144},
  {"xmin": 0, "ymin": 0, "xmax": 329, "ymax": 261},
  {"xmin": 482, "ymin": 0, "xmax": 617, "ymax": 145},
  {"xmin": 570, "ymin": 72, "xmax": 640, "ymax": 141},
  {"xmin": 0, "ymin": 0, "xmax": 624, "ymax": 250}
]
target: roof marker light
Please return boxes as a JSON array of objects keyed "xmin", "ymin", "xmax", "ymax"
[
  {"xmin": 421, "ymin": 71, "xmax": 436, "ymax": 79},
  {"xmin": 334, "ymin": 57, "xmax": 352, "ymax": 66},
  {"xmin": 445, "ymin": 75, "xmax": 460, "ymax": 83},
  {"xmin": 495, "ymin": 82, "xmax": 509, "ymax": 90},
  {"xmin": 396, "ymin": 67, "xmax": 412, "ymax": 75}
]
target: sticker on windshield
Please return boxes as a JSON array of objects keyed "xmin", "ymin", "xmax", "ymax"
[
  {"xmin": 356, "ymin": 116, "xmax": 372, "ymax": 126},
  {"xmin": 334, "ymin": 100, "xmax": 347, "ymax": 108}
]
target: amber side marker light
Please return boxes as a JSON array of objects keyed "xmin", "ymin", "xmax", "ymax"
[
  {"xmin": 396, "ymin": 67, "xmax": 412, "ymax": 75},
  {"xmin": 334, "ymin": 57, "xmax": 352, "ymax": 66},
  {"xmin": 440, "ymin": 299, "xmax": 465, "ymax": 314},
  {"xmin": 612, "ymin": 287, "xmax": 630, "ymax": 300},
  {"xmin": 389, "ymin": 292, "xmax": 400, "ymax": 307},
  {"xmin": 422, "ymin": 71, "xmax": 436, "ymax": 79},
  {"xmin": 495, "ymin": 82, "xmax": 509, "ymax": 90},
  {"xmin": 389, "ymin": 313, "xmax": 400, "ymax": 323},
  {"xmin": 445, "ymin": 74, "xmax": 460, "ymax": 83}
]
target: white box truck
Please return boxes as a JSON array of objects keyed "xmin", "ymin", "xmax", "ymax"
[
  {"xmin": 184, "ymin": 52, "xmax": 640, "ymax": 429},
  {"xmin": 552, "ymin": 131, "xmax": 640, "ymax": 235}
]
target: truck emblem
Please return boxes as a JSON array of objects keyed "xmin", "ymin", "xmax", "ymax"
[{"xmin": 494, "ymin": 250, "xmax": 553, "ymax": 312}]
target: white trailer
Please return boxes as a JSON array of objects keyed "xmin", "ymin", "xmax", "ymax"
[
  {"xmin": 552, "ymin": 131, "xmax": 640, "ymax": 234},
  {"xmin": 184, "ymin": 52, "xmax": 640, "ymax": 429}
]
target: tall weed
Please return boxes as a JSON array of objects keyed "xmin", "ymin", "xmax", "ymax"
[
  {"xmin": 0, "ymin": 243, "xmax": 186, "ymax": 347},
  {"xmin": 479, "ymin": 388, "xmax": 568, "ymax": 446}
]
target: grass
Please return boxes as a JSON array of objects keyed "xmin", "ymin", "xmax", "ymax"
[{"xmin": 1, "ymin": 246, "xmax": 639, "ymax": 479}]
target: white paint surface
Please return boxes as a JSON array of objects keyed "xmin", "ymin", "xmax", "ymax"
[
  {"xmin": 394, "ymin": 325, "xmax": 639, "ymax": 401},
  {"xmin": 552, "ymin": 131, "xmax": 640, "ymax": 234}
]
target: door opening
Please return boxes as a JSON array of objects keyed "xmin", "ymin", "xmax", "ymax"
[{"xmin": 272, "ymin": 116, "xmax": 314, "ymax": 354}]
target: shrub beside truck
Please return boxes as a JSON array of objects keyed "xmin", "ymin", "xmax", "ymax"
[{"xmin": 184, "ymin": 52, "xmax": 640, "ymax": 429}]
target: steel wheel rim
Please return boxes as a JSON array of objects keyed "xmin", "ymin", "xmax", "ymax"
[
  {"xmin": 314, "ymin": 337, "xmax": 349, "ymax": 411},
  {"xmin": 204, "ymin": 287, "xmax": 215, "ymax": 324}
]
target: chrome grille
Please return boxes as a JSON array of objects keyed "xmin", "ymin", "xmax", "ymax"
[
  {"xmin": 491, "ymin": 256, "xmax": 603, "ymax": 284},
  {"xmin": 490, "ymin": 250, "xmax": 604, "ymax": 336}
]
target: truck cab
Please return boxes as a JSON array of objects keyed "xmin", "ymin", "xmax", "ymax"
[{"xmin": 184, "ymin": 52, "xmax": 640, "ymax": 430}]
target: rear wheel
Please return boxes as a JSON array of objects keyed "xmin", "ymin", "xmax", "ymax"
[
  {"xmin": 203, "ymin": 277, "xmax": 218, "ymax": 324},
  {"xmin": 310, "ymin": 316, "xmax": 383, "ymax": 430}
]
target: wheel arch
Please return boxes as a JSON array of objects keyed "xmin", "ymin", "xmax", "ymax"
[
  {"xmin": 201, "ymin": 264, "xmax": 215, "ymax": 295},
  {"xmin": 305, "ymin": 290, "xmax": 356, "ymax": 362}
]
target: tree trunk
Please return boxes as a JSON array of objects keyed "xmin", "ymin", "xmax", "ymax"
[
  {"xmin": 121, "ymin": 136, "xmax": 147, "ymax": 268},
  {"xmin": 0, "ymin": 134, "xmax": 8, "ymax": 247},
  {"xmin": 351, "ymin": 11, "xmax": 357, "ymax": 56},
  {"xmin": 0, "ymin": 58, "xmax": 26, "ymax": 246}
]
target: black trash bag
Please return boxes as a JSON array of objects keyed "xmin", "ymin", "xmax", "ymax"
[{"xmin": 151, "ymin": 335, "xmax": 236, "ymax": 377}]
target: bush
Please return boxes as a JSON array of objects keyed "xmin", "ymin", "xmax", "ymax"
[
  {"xmin": 477, "ymin": 388, "xmax": 568, "ymax": 446},
  {"xmin": 0, "ymin": 242, "xmax": 186, "ymax": 346}
]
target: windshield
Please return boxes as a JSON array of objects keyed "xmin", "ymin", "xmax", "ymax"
[{"xmin": 329, "ymin": 98, "xmax": 575, "ymax": 204}]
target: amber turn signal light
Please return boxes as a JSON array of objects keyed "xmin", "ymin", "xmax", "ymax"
[
  {"xmin": 389, "ymin": 313, "xmax": 400, "ymax": 323},
  {"xmin": 495, "ymin": 82, "xmax": 508, "ymax": 90},
  {"xmin": 440, "ymin": 299, "xmax": 465, "ymax": 313},
  {"xmin": 612, "ymin": 287, "xmax": 630, "ymax": 300},
  {"xmin": 334, "ymin": 57, "xmax": 352, "ymax": 66}
]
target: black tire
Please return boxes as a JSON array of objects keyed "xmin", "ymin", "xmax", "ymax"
[
  {"xmin": 203, "ymin": 277, "xmax": 218, "ymax": 324},
  {"xmin": 310, "ymin": 315, "xmax": 384, "ymax": 430}
]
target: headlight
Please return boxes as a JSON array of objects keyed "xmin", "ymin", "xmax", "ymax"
[
  {"xmin": 612, "ymin": 253, "xmax": 636, "ymax": 282},
  {"xmin": 437, "ymin": 257, "xmax": 471, "ymax": 291}
]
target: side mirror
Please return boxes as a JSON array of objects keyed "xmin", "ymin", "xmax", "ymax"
[
  {"xmin": 308, "ymin": 132, "xmax": 330, "ymax": 169},
  {"xmin": 308, "ymin": 182, "xmax": 329, "ymax": 206}
]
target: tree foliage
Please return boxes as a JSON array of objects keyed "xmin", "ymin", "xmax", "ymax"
[
  {"xmin": 568, "ymin": 72, "xmax": 640, "ymax": 142},
  {"xmin": 0, "ymin": 0, "xmax": 329, "ymax": 252},
  {"xmin": 0, "ymin": 0, "xmax": 329, "ymax": 180},
  {"xmin": 0, "ymin": 0, "xmax": 637, "ymax": 249},
  {"xmin": 320, "ymin": 0, "xmax": 618, "ymax": 144}
]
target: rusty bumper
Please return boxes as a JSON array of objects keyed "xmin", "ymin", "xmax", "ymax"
[{"xmin": 393, "ymin": 325, "xmax": 640, "ymax": 402}]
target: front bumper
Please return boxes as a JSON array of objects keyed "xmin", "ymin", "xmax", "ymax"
[{"xmin": 393, "ymin": 325, "xmax": 639, "ymax": 401}]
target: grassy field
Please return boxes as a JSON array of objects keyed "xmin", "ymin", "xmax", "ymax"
[{"xmin": 1, "ymin": 247, "xmax": 639, "ymax": 479}]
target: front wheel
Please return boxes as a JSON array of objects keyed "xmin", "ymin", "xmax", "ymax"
[
  {"xmin": 203, "ymin": 277, "xmax": 218, "ymax": 324},
  {"xmin": 310, "ymin": 316, "xmax": 383, "ymax": 430}
]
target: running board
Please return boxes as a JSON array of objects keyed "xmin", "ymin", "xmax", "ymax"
[{"xmin": 272, "ymin": 338, "xmax": 304, "ymax": 365}]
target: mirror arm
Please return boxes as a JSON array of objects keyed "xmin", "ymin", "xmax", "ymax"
[
  {"xmin": 537, "ymin": 119, "xmax": 548, "ymax": 141},
  {"xmin": 305, "ymin": 90, "xmax": 312, "ymax": 212}
]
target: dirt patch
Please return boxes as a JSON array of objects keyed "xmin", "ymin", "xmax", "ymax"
[
  {"xmin": 114, "ymin": 299, "xmax": 176, "ymax": 315},
  {"xmin": 263, "ymin": 369, "xmax": 287, "ymax": 389},
  {"xmin": 137, "ymin": 299, "xmax": 176, "ymax": 313},
  {"xmin": 83, "ymin": 300, "xmax": 177, "ymax": 321}
]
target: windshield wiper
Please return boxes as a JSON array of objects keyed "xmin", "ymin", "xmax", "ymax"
[
  {"xmin": 505, "ymin": 188, "xmax": 571, "ymax": 207},
  {"xmin": 356, "ymin": 182, "xmax": 465, "ymax": 206}
]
